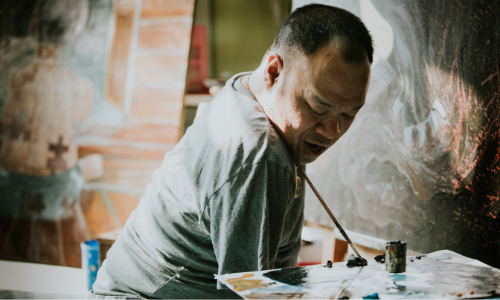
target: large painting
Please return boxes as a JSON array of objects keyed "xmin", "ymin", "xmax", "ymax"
[
  {"xmin": 294, "ymin": 0, "xmax": 500, "ymax": 267},
  {"xmin": 0, "ymin": 0, "xmax": 112, "ymax": 266}
]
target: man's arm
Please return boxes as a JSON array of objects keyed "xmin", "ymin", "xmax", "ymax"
[
  {"xmin": 200, "ymin": 160, "xmax": 295, "ymax": 288},
  {"xmin": 274, "ymin": 188, "xmax": 304, "ymax": 268}
]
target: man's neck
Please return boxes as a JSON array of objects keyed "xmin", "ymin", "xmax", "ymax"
[
  {"xmin": 243, "ymin": 66, "xmax": 266, "ymax": 107},
  {"xmin": 241, "ymin": 73, "xmax": 251, "ymax": 91}
]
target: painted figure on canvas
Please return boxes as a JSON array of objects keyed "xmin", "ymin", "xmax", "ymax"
[
  {"xmin": 0, "ymin": 0, "xmax": 93, "ymax": 176},
  {"xmin": 0, "ymin": 0, "xmax": 94, "ymax": 265}
]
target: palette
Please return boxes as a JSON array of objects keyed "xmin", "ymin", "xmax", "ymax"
[{"xmin": 216, "ymin": 250, "xmax": 500, "ymax": 299}]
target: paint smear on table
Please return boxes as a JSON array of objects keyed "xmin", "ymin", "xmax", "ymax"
[{"xmin": 227, "ymin": 273, "xmax": 272, "ymax": 292}]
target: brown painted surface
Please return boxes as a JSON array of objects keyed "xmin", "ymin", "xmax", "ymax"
[
  {"xmin": 81, "ymin": 0, "xmax": 194, "ymax": 198},
  {"xmin": 79, "ymin": 144, "xmax": 173, "ymax": 161},
  {"xmin": 61, "ymin": 214, "xmax": 87, "ymax": 267},
  {"xmin": 96, "ymin": 158, "xmax": 159, "ymax": 189},
  {"xmin": 227, "ymin": 274, "xmax": 272, "ymax": 292},
  {"xmin": 0, "ymin": 189, "xmax": 134, "ymax": 267},
  {"xmin": 30, "ymin": 221, "xmax": 61, "ymax": 265},
  {"xmin": 96, "ymin": 229, "xmax": 121, "ymax": 263},
  {"xmin": 0, "ymin": 45, "xmax": 93, "ymax": 176},
  {"xmin": 107, "ymin": 192, "xmax": 140, "ymax": 225},
  {"xmin": 0, "ymin": 194, "xmax": 89, "ymax": 267},
  {"xmin": 134, "ymin": 54, "xmax": 188, "ymax": 86},
  {"xmin": 141, "ymin": 0, "xmax": 195, "ymax": 18},
  {"xmin": 1, "ymin": 219, "xmax": 31, "ymax": 261},
  {"xmin": 130, "ymin": 86, "xmax": 184, "ymax": 121},
  {"xmin": 81, "ymin": 0, "xmax": 194, "ymax": 196},
  {"xmin": 105, "ymin": 0, "xmax": 135, "ymax": 111},
  {"xmin": 138, "ymin": 18, "xmax": 192, "ymax": 51},
  {"xmin": 83, "ymin": 122, "xmax": 180, "ymax": 145},
  {"xmin": 82, "ymin": 191, "xmax": 116, "ymax": 238},
  {"xmin": 333, "ymin": 239, "xmax": 348, "ymax": 263},
  {"xmin": 116, "ymin": 123, "xmax": 180, "ymax": 144}
]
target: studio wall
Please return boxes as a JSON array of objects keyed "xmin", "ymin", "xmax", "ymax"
[
  {"xmin": 294, "ymin": 0, "xmax": 500, "ymax": 267},
  {"xmin": 212, "ymin": 0, "xmax": 292, "ymax": 77}
]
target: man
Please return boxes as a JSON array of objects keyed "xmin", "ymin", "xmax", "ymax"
[{"xmin": 92, "ymin": 4, "xmax": 372, "ymax": 299}]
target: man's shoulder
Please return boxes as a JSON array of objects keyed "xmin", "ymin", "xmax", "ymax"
[
  {"xmin": 202, "ymin": 83, "xmax": 293, "ymax": 171},
  {"xmin": 163, "ymin": 75, "xmax": 295, "ymax": 197}
]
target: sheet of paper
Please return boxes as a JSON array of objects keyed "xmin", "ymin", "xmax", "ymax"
[{"xmin": 216, "ymin": 250, "xmax": 500, "ymax": 299}]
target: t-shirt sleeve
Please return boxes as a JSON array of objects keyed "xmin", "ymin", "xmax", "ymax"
[
  {"xmin": 201, "ymin": 160, "xmax": 295, "ymax": 289},
  {"xmin": 273, "ymin": 188, "xmax": 304, "ymax": 269}
]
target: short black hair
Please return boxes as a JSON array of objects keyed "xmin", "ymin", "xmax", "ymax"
[{"xmin": 271, "ymin": 4, "xmax": 373, "ymax": 64}]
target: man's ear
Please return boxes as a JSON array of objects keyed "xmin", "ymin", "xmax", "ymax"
[{"xmin": 264, "ymin": 53, "xmax": 283, "ymax": 90}]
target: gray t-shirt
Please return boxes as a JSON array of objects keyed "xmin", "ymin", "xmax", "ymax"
[{"xmin": 92, "ymin": 73, "xmax": 304, "ymax": 299}]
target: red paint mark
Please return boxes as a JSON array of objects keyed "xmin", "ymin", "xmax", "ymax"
[
  {"xmin": 482, "ymin": 68, "xmax": 499, "ymax": 85},
  {"xmin": 486, "ymin": 195, "xmax": 497, "ymax": 205},
  {"xmin": 492, "ymin": 141, "xmax": 500, "ymax": 165}
]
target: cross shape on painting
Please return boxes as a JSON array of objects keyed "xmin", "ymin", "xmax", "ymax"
[{"xmin": 47, "ymin": 136, "xmax": 69, "ymax": 174}]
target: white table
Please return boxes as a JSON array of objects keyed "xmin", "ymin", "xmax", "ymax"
[
  {"xmin": 0, "ymin": 260, "xmax": 88, "ymax": 298},
  {"xmin": 217, "ymin": 250, "xmax": 500, "ymax": 299}
]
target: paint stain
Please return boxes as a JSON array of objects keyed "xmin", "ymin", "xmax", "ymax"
[
  {"xmin": 227, "ymin": 273, "xmax": 272, "ymax": 292},
  {"xmin": 247, "ymin": 292, "xmax": 306, "ymax": 299},
  {"xmin": 346, "ymin": 255, "xmax": 368, "ymax": 267},
  {"xmin": 374, "ymin": 254, "xmax": 385, "ymax": 264},
  {"xmin": 263, "ymin": 267, "xmax": 309, "ymax": 286}
]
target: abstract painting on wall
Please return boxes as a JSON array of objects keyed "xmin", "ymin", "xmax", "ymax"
[{"xmin": 294, "ymin": 0, "xmax": 500, "ymax": 267}]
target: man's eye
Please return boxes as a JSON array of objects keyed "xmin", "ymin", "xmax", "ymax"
[
  {"xmin": 307, "ymin": 103, "xmax": 326, "ymax": 116},
  {"xmin": 342, "ymin": 113, "xmax": 354, "ymax": 119},
  {"xmin": 312, "ymin": 108, "xmax": 327, "ymax": 116}
]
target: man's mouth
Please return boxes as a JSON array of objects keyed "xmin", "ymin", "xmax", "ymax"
[{"xmin": 305, "ymin": 142, "xmax": 326, "ymax": 155}]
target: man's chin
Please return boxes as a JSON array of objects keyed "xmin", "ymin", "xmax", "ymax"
[
  {"xmin": 296, "ymin": 145, "xmax": 328, "ymax": 164},
  {"xmin": 295, "ymin": 154, "xmax": 319, "ymax": 165}
]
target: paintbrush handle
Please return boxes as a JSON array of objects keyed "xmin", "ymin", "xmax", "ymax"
[{"xmin": 292, "ymin": 158, "xmax": 365, "ymax": 261}]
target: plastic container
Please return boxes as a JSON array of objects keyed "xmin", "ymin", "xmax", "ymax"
[{"xmin": 81, "ymin": 239, "xmax": 100, "ymax": 290}]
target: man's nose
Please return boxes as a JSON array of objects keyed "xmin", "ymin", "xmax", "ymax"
[{"xmin": 315, "ymin": 117, "xmax": 340, "ymax": 140}]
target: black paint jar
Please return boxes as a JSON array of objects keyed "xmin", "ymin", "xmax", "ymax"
[{"xmin": 385, "ymin": 241, "xmax": 407, "ymax": 273}]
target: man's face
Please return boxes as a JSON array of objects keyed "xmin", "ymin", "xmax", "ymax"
[{"xmin": 266, "ymin": 43, "xmax": 371, "ymax": 164}]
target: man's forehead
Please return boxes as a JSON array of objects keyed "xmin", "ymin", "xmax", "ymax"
[
  {"xmin": 310, "ymin": 88, "xmax": 365, "ymax": 111},
  {"xmin": 309, "ymin": 54, "xmax": 370, "ymax": 101}
]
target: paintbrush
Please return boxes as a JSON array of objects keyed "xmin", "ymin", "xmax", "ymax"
[{"xmin": 292, "ymin": 157, "xmax": 367, "ymax": 265}]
